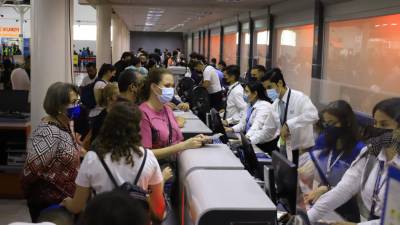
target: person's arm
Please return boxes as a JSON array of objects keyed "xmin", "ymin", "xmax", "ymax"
[
  {"xmin": 286, "ymin": 95, "xmax": 319, "ymax": 131},
  {"xmin": 150, "ymin": 138, "xmax": 202, "ymax": 160},
  {"xmin": 307, "ymin": 154, "xmax": 367, "ymax": 223},
  {"xmin": 227, "ymin": 88, "xmax": 247, "ymax": 125},
  {"xmin": 231, "ymin": 110, "xmax": 246, "ymax": 133},
  {"xmin": 247, "ymin": 106, "xmax": 280, "ymax": 144},
  {"xmin": 62, "ymin": 185, "xmax": 91, "ymax": 214},
  {"xmin": 202, "ymin": 69, "xmax": 212, "ymax": 89},
  {"xmin": 148, "ymin": 183, "xmax": 166, "ymax": 221}
]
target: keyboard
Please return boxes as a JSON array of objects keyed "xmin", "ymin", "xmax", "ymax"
[{"xmin": 0, "ymin": 112, "xmax": 30, "ymax": 121}]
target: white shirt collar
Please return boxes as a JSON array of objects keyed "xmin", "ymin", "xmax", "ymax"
[
  {"xmin": 228, "ymin": 82, "xmax": 239, "ymax": 89},
  {"xmin": 279, "ymin": 87, "xmax": 290, "ymax": 103},
  {"xmin": 377, "ymin": 150, "xmax": 400, "ymax": 166}
]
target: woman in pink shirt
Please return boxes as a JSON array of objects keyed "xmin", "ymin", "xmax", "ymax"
[{"xmin": 139, "ymin": 68, "xmax": 204, "ymax": 159}]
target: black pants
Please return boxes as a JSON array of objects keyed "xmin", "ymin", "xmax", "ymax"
[
  {"xmin": 209, "ymin": 91, "xmax": 224, "ymax": 111},
  {"xmin": 27, "ymin": 199, "xmax": 54, "ymax": 222}
]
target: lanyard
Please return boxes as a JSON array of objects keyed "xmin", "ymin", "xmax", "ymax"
[
  {"xmin": 369, "ymin": 161, "xmax": 387, "ymax": 220},
  {"xmin": 245, "ymin": 106, "xmax": 255, "ymax": 133},
  {"xmin": 227, "ymin": 82, "xmax": 240, "ymax": 98},
  {"xmin": 280, "ymin": 89, "xmax": 291, "ymax": 126},
  {"xmin": 326, "ymin": 150, "xmax": 344, "ymax": 177}
]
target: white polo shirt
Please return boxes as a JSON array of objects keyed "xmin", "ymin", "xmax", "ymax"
[{"xmin": 202, "ymin": 65, "xmax": 222, "ymax": 94}]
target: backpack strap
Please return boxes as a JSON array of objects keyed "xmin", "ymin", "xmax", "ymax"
[
  {"xmin": 96, "ymin": 151, "xmax": 119, "ymax": 188},
  {"xmin": 134, "ymin": 148, "xmax": 148, "ymax": 185}
]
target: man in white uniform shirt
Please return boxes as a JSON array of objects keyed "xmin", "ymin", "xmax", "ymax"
[
  {"xmin": 80, "ymin": 63, "xmax": 97, "ymax": 87},
  {"xmin": 261, "ymin": 68, "xmax": 319, "ymax": 161},
  {"xmin": 221, "ymin": 65, "xmax": 246, "ymax": 126},
  {"xmin": 191, "ymin": 60, "xmax": 223, "ymax": 110}
]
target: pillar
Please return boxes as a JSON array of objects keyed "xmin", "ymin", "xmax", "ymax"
[
  {"xmin": 31, "ymin": 0, "xmax": 73, "ymax": 129},
  {"xmin": 112, "ymin": 14, "xmax": 122, "ymax": 64},
  {"xmin": 96, "ymin": 4, "xmax": 112, "ymax": 66}
]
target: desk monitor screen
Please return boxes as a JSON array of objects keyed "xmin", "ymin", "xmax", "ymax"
[
  {"xmin": 210, "ymin": 108, "xmax": 228, "ymax": 144},
  {"xmin": 272, "ymin": 150, "xmax": 297, "ymax": 215},
  {"xmin": 0, "ymin": 90, "xmax": 30, "ymax": 113},
  {"xmin": 240, "ymin": 133, "xmax": 259, "ymax": 178}
]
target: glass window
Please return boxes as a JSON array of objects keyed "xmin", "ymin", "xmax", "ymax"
[
  {"xmin": 223, "ymin": 28, "xmax": 238, "ymax": 65},
  {"xmin": 240, "ymin": 22, "xmax": 250, "ymax": 76},
  {"xmin": 274, "ymin": 24, "xmax": 314, "ymax": 95},
  {"xmin": 255, "ymin": 30, "xmax": 269, "ymax": 67},
  {"xmin": 199, "ymin": 32, "xmax": 204, "ymax": 55},
  {"xmin": 205, "ymin": 32, "xmax": 209, "ymax": 60},
  {"xmin": 210, "ymin": 30, "xmax": 220, "ymax": 62},
  {"xmin": 193, "ymin": 34, "xmax": 199, "ymax": 53},
  {"xmin": 323, "ymin": 14, "xmax": 400, "ymax": 113}
]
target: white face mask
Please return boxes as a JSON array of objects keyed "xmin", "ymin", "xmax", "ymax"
[{"xmin": 157, "ymin": 86, "xmax": 174, "ymax": 104}]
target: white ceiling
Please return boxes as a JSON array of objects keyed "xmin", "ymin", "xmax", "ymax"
[{"xmin": 81, "ymin": 0, "xmax": 286, "ymax": 32}]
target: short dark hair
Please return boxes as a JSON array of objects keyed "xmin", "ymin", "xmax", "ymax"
[
  {"xmin": 98, "ymin": 63, "xmax": 116, "ymax": 79},
  {"xmin": 218, "ymin": 60, "xmax": 226, "ymax": 68},
  {"xmin": 261, "ymin": 67, "xmax": 286, "ymax": 86},
  {"xmin": 321, "ymin": 100, "xmax": 360, "ymax": 152},
  {"xmin": 85, "ymin": 62, "xmax": 96, "ymax": 69},
  {"xmin": 245, "ymin": 81, "xmax": 269, "ymax": 102},
  {"xmin": 79, "ymin": 190, "xmax": 149, "ymax": 225},
  {"xmin": 225, "ymin": 65, "xmax": 240, "ymax": 81},
  {"xmin": 252, "ymin": 65, "xmax": 266, "ymax": 73},
  {"xmin": 211, "ymin": 58, "xmax": 217, "ymax": 64},
  {"xmin": 373, "ymin": 98, "xmax": 400, "ymax": 124},
  {"xmin": 43, "ymin": 82, "xmax": 79, "ymax": 117},
  {"xmin": 118, "ymin": 69, "xmax": 138, "ymax": 92},
  {"xmin": 188, "ymin": 59, "xmax": 203, "ymax": 70},
  {"xmin": 121, "ymin": 51, "xmax": 133, "ymax": 60},
  {"xmin": 131, "ymin": 56, "xmax": 141, "ymax": 66}
]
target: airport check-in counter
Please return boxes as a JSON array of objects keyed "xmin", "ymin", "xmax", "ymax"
[
  {"xmin": 183, "ymin": 170, "xmax": 277, "ymax": 225},
  {"xmin": 178, "ymin": 144, "xmax": 276, "ymax": 225}
]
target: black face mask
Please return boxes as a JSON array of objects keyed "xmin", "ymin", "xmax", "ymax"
[
  {"xmin": 323, "ymin": 123, "xmax": 344, "ymax": 148},
  {"xmin": 366, "ymin": 129, "xmax": 400, "ymax": 156},
  {"xmin": 363, "ymin": 126, "xmax": 393, "ymax": 140}
]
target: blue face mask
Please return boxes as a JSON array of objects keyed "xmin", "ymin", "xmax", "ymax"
[
  {"xmin": 243, "ymin": 94, "xmax": 249, "ymax": 103},
  {"xmin": 158, "ymin": 87, "xmax": 175, "ymax": 104},
  {"xmin": 66, "ymin": 105, "xmax": 81, "ymax": 120},
  {"xmin": 266, "ymin": 89, "xmax": 279, "ymax": 102}
]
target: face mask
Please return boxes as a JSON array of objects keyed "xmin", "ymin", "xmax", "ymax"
[
  {"xmin": 323, "ymin": 123, "xmax": 343, "ymax": 147},
  {"xmin": 243, "ymin": 94, "xmax": 249, "ymax": 103},
  {"xmin": 157, "ymin": 86, "xmax": 174, "ymax": 104},
  {"xmin": 363, "ymin": 126, "xmax": 393, "ymax": 139},
  {"xmin": 66, "ymin": 105, "xmax": 81, "ymax": 120},
  {"xmin": 266, "ymin": 89, "xmax": 279, "ymax": 102}
]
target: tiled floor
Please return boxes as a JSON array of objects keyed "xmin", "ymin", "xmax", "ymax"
[{"xmin": 0, "ymin": 199, "xmax": 30, "ymax": 224}]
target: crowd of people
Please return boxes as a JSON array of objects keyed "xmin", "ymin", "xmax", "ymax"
[
  {"xmin": 0, "ymin": 55, "xmax": 30, "ymax": 90},
  {"xmin": 15, "ymin": 47, "xmax": 400, "ymax": 225}
]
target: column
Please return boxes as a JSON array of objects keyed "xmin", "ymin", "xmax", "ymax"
[
  {"xmin": 112, "ymin": 14, "xmax": 122, "ymax": 64},
  {"xmin": 96, "ymin": 4, "xmax": 112, "ymax": 66},
  {"xmin": 31, "ymin": 0, "xmax": 73, "ymax": 129}
]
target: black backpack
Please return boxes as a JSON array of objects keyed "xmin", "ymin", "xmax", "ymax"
[
  {"xmin": 190, "ymin": 86, "xmax": 210, "ymax": 123},
  {"xmin": 176, "ymin": 77, "xmax": 194, "ymax": 103},
  {"xmin": 95, "ymin": 149, "xmax": 149, "ymax": 205},
  {"xmin": 80, "ymin": 79, "xmax": 106, "ymax": 109}
]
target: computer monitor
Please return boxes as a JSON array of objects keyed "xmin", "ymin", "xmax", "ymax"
[
  {"xmin": 210, "ymin": 108, "xmax": 228, "ymax": 144},
  {"xmin": 0, "ymin": 90, "xmax": 30, "ymax": 113},
  {"xmin": 240, "ymin": 133, "xmax": 260, "ymax": 178},
  {"xmin": 263, "ymin": 165, "xmax": 277, "ymax": 204},
  {"xmin": 271, "ymin": 150, "xmax": 297, "ymax": 215}
]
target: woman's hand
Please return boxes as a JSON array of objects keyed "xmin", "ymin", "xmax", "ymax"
[
  {"xmin": 304, "ymin": 186, "xmax": 329, "ymax": 204},
  {"xmin": 177, "ymin": 102, "xmax": 190, "ymax": 111},
  {"xmin": 195, "ymin": 134, "xmax": 212, "ymax": 144},
  {"xmin": 182, "ymin": 137, "xmax": 203, "ymax": 150},
  {"xmin": 162, "ymin": 166, "xmax": 173, "ymax": 182},
  {"xmin": 176, "ymin": 116, "xmax": 186, "ymax": 128},
  {"xmin": 224, "ymin": 127, "xmax": 233, "ymax": 133}
]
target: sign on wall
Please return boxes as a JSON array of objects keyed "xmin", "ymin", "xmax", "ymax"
[{"xmin": 0, "ymin": 27, "xmax": 20, "ymax": 38}]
